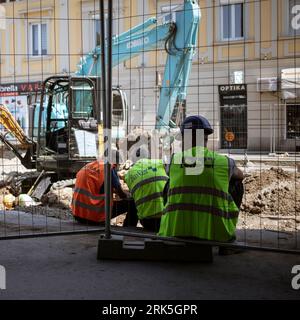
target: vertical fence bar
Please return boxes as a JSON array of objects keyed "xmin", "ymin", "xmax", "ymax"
[{"xmin": 103, "ymin": 0, "xmax": 113, "ymax": 239}]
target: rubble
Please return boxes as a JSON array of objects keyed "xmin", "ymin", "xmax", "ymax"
[
  {"xmin": 0, "ymin": 153, "xmax": 299, "ymax": 232},
  {"xmin": 17, "ymin": 194, "xmax": 37, "ymax": 207},
  {"xmin": 240, "ymin": 167, "xmax": 300, "ymax": 217},
  {"xmin": 41, "ymin": 187, "xmax": 73, "ymax": 209}
]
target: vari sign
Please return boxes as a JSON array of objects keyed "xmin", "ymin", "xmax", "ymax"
[
  {"xmin": 0, "ymin": 82, "xmax": 41, "ymax": 97},
  {"xmin": 291, "ymin": 3, "xmax": 300, "ymax": 30}
]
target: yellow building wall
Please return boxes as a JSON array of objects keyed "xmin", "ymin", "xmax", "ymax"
[
  {"xmin": 123, "ymin": 0, "xmax": 139, "ymax": 69},
  {"xmin": 68, "ymin": 0, "xmax": 82, "ymax": 73},
  {"xmin": 0, "ymin": 0, "xmax": 299, "ymax": 81}
]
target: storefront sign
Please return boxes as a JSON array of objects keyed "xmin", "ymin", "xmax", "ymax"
[
  {"xmin": 219, "ymin": 84, "xmax": 247, "ymax": 106},
  {"xmin": 219, "ymin": 84, "xmax": 247, "ymax": 94},
  {"xmin": 0, "ymin": 82, "xmax": 41, "ymax": 97}
]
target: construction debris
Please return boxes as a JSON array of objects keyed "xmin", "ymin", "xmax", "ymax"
[
  {"xmin": 17, "ymin": 194, "xmax": 37, "ymax": 207},
  {"xmin": 241, "ymin": 167, "xmax": 300, "ymax": 217},
  {"xmin": 0, "ymin": 154, "xmax": 299, "ymax": 233},
  {"xmin": 3, "ymin": 193, "xmax": 15, "ymax": 210},
  {"xmin": 41, "ymin": 187, "xmax": 73, "ymax": 209}
]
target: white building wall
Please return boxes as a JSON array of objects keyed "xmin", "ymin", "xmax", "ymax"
[{"xmin": 112, "ymin": 54, "xmax": 300, "ymax": 152}]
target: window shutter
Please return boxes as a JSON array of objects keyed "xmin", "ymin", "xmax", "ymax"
[
  {"xmin": 41, "ymin": 24, "xmax": 47, "ymax": 55},
  {"xmin": 32, "ymin": 25, "xmax": 39, "ymax": 56}
]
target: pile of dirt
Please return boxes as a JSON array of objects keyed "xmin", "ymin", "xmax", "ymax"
[{"xmin": 241, "ymin": 167, "xmax": 300, "ymax": 216}]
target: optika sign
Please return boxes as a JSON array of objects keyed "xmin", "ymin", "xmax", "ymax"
[
  {"xmin": 219, "ymin": 84, "xmax": 247, "ymax": 93},
  {"xmin": 126, "ymin": 37, "xmax": 150, "ymax": 49}
]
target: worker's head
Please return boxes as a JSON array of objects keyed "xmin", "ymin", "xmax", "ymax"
[{"xmin": 180, "ymin": 115, "xmax": 213, "ymax": 148}]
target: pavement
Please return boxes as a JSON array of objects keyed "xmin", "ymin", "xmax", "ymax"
[
  {"xmin": 0, "ymin": 233, "xmax": 299, "ymax": 300},
  {"xmin": 220, "ymin": 152, "xmax": 300, "ymax": 166}
]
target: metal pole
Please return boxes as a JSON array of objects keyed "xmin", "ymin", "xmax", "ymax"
[
  {"xmin": 100, "ymin": 0, "xmax": 106, "ymax": 114},
  {"xmin": 273, "ymin": 104, "xmax": 276, "ymax": 153},
  {"xmin": 103, "ymin": 0, "xmax": 113, "ymax": 239},
  {"xmin": 270, "ymin": 104, "xmax": 272, "ymax": 154}
]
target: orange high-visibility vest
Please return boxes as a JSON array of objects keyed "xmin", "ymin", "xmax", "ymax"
[{"xmin": 71, "ymin": 161, "xmax": 106, "ymax": 222}]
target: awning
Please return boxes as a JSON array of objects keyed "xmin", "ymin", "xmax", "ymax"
[{"xmin": 281, "ymin": 68, "xmax": 300, "ymax": 99}]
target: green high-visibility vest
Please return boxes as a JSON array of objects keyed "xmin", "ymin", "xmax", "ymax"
[
  {"xmin": 158, "ymin": 147, "xmax": 239, "ymax": 242},
  {"xmin": 125, "ymin": 159, "xmax": 168, "ymax": 220}
]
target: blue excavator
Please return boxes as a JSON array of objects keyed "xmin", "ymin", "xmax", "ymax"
[{"xmin": 0, "ymin": 0, "xmax": 200, "ymax": 195}]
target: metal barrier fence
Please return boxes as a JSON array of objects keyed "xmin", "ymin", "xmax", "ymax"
[{"xmin": 0, "ymin": 0, "xmax": 299, "ymax": 254}]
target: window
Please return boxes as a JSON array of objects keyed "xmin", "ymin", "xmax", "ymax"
[
  {"xmin": 287, "ymin": 104, "xmax": 300, "ymax": 139},
  {"xmin": 112, "ymin": 92, "xmax": 125, "ymax": 126},
  {"xmin": 230, "ymin": 70, "xmax": 244, "ymax": 84},
  {"xmin": 161, "ymin": 5, "xmax": 180, "ymax": 23},
  {"xmin": 30, "ymin": 23, "xmax": 48, "ymax": 56},
  {"xmin": 220, "ymin": 105, "xmax": 247, "ymax": 149},
  {"xmin": 93, "ymin": 13, "xmax": 118, "ymax": 47},
  {"xmin": 93, "ymin": 15, "xmax": 106, "ymax": 47},
  {"xmin": 221, "ymin": 3, "xmax": 244, "ymax": 40},
  {"xmin": 94, "ymin": 18, "xmax": 101, "ymax": 47},
  {"xmin": 72, "ymin": 81, "xmax": 94, "ymax": 118},
  {"xmin": 0, "ymin": 5, "xmax": 5, "ymax": 30},
  {"xmin": 289, "ymin": 0, "xmax": 300, "ymax": 36}
]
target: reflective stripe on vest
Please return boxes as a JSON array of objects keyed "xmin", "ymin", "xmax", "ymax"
[
  {"xmin": 159, "ymin": 147, "xmax": 239, "ymax": 242},
  {"xmin": 168, "ymin": 186, "xmax": 234, "ymax": 203},
  {"xmin": 71, "ymin": 199, "xmax": 105, "ymax": 213},
  {"xmin": 135, "ymin": 191, "xmax": 164, "ymax": 207},
  {"xmin": 165, "ymin": 203, "xmax": 239, "ymax": 220},
  {"xmin": 71, "ymin": 160, "xmax": 106, "ymax": 223},
  {"xmin": 130, "ymin": 176, "xmax": 168, "ymax": 196},
  {"xmin": 125, "ymin": 159, "xmax": 168, "ymax": 220},
  {"xmin": 73, "ymin": 187, "xmax": 106, "ymax": 201}
]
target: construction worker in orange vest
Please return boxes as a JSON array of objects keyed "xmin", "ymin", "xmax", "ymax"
[{"xmin": 71, "ymin": 160, "xmax": 137, "ymax": 226}]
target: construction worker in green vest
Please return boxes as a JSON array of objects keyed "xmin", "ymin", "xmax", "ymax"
[
  {"xmin": 125, "ymin": 158, "xmax": 168, "ymax": 232},
  {"xmin": 158, "ymin": 115, "xmax": 244, "ymax": 243}
]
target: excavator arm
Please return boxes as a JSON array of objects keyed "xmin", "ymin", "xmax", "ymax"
[
  {"xmin": 34, "ymin": 0, "xmax": 200, "ymax": 173},
  {"xmin": 76, "ymin": 0, "xmax": 200, "ymax": 131},
  {"xmin": 0, "ymin": 104, "xmax": 35, "ymax": 168}
]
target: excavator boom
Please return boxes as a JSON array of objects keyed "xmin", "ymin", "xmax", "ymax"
[
  {"xmin": 0, "ymin": 104, "xmax": 35, "ymax": 168},
  {"xmin": 0, "ymin": 104, "xmax": 31, "ymax": 147}
]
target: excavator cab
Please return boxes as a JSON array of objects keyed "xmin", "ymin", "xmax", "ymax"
[{"xmin": 36, "ymin": 75, "xmax": 127, "ymax": 175}]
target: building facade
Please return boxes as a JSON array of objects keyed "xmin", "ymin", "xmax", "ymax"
[{"xmin": 0, "ymin": 0, "xmax": 299, "ymax": 152}]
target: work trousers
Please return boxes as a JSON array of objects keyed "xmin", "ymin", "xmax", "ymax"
[{"xmin": 74, "ymin": 198, "xmax": 138, "ymax": 227}]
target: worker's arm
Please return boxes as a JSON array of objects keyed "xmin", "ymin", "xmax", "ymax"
[
  {"xmin": 232, "ymin": 166, "xmax": 244, "ymax": 180},
  {"xmin": 112, "ymin": 168, "xmax": 129, "ymax": 199},
  {"xmin": 229, "ymin": 158, "xmax": 244, "ymax": 180}
]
